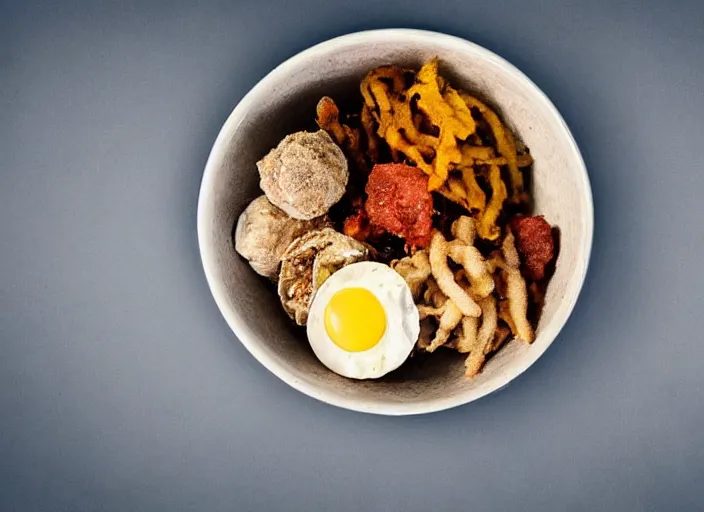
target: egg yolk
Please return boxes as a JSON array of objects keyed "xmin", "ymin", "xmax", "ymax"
[{"xmin": 324, "ymin": 287, "xmax": 387, "ymax": 352}]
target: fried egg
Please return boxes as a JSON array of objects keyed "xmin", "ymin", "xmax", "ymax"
[{"xmin": 306, "ymin": 261, "xmax": 419, "ymax": 379}]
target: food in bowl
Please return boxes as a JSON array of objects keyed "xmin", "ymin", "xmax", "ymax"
[
  {"xmin": 234, "ymin": 57, "xmax": 559, "ymax": 379},
  {"xmin": 307, "ymin": 261, "xmax": 419, "ymax": 379}
]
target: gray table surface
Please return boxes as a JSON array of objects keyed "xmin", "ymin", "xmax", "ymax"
[{"xmin": 2, "ymin": 1, "xmax": 703, "ymax": 511}]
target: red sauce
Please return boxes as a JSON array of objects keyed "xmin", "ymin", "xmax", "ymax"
[
  {"xmin": 510, "ymin": 215, "xmax": 555, "ymax": 281},
  {"xmin": 365, "ymin": 163, "xmax": 434, "ymax": 248}
]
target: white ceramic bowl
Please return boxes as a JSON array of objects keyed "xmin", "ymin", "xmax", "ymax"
[{"xmin": 197, "ymin": 29, "xmax": 593, "ymax": 415}]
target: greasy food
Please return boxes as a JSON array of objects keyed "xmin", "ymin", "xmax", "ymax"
[
  {"xmin": 429, "ymin": 230, "xmax": 481, "ymax": 317},
  {"xmin": 407, "ymin": 59, "xmax": 476, "ymax": 190},
  {"xmin": 234, "ymin": 57, "xmax": 561, "ymax": 381},
  {"xmin": 463, "ymin": 296, "xmax": 498, "ymax": 377},
  {"xmin": 358, "ymin": 59, "xmax": 532, "ymax": 241},
  {"xmin": 391, "ymin": 250, "xmax": 431, "ymax": 300},
  {"xmin": 500, "ymin": 231, "xmax": 534, "ymax": 343}
]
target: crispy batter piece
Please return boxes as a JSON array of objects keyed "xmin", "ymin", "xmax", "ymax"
[
  {"xmin": 449, "ymin": 243, "xmax": 495, "ymax": 298},
  {"xmin": 429, "ymin": 230, "xmax": 481, "ymax": 317},
  {"xmin": 465, "ymin": 295, "xmax": 498, "ymax": 377},
  {"xmin": 501, "ymin": 231, "xmax": 534, "ymax": 342},
  {"xmin": 486, "ymin": 324, "xmax": 512, "ymax": 354},
  {"xmin": 423, "ymin": 299, "xmax": 463, "ymax": 352},
  {"xmin": 391, "ymin": 250, "xmax": 432, "ymax": 300},
  {"xmin": 456, "ymin": 315, "xmax": 479, "ymax": 353},
  {"xmin": 315, "ymin": 96, "xmax": 367, "ymax": 173}
]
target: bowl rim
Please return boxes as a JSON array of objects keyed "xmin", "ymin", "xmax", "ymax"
[{"xmin": 197, "ymin": 28, "xmax": 594, "ymax": 416}]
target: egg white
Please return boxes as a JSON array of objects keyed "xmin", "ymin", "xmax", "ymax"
[{"xmin": 306, "ymin": 261, "xmax": 420, "ymax": 379}]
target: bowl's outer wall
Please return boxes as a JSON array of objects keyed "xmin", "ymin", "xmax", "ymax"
[{"xmin": 198, "ymin": 30, "xmax": 593, "ymax": 414}]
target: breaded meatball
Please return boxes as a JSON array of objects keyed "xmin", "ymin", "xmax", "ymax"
[{"xmin": 257, "ymin": 130, "xmax": 348, "ymax": 220}]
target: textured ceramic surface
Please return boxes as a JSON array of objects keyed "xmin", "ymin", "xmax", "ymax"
[{"xmin": 197, "ymin": 29, "xmax": 593, "ymax": 415}]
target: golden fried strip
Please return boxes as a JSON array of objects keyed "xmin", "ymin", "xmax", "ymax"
[
  {"xmin": 456, "ymin": 315, "xmax": 479, "ymax": 353},
  {"xmin": 316, "ymin": 96, "xmax": 367, "ymax": 172},
  {"xmin": 360, "ymin": 105, "xmax": 379, "ymax": 163},
  {"xmin": 465, "ymin": 295, "xmax": 497, "ymax": 377},
  {"xmin": 315, "ymin": 96, "xmax": 347, "ymax": 145},
  {"xmin": 427, "ymin": 299, "xmax": 463, "ymax": 352},
  {"xmin": 447, "ymin": 177, "xmax": 467, "ymax": 199},
  {"xmin": 460, "ymin": 167, "xmax": 487, "ymax": 214},
  {"xmin": 362, "ymin": 76, "xmax": 435, "ymax": 175},
  {"xmin": 361, "ymin": 65, "xmax": 407, "ymax": 103},
  {"xmin": 460, "ymin": 92, "xmax": 523, "ymax": 198},
  {"xmin": 437, "ymin": 183, "xmax": 467, "ymax": 207},
  {"xmin": 486, "ymin": 324, "xmax": 512, "ymax": 354},
  {"xmin": 407, "ymin": 59, "xmax": 476, "ymax": 189},
  {"xmin": 460, "ymin": 145, "xmax": 495, "ymax": 166},
  {"xmin": 429, "ymin": 231, "xmax": 481, "ymax": 317},
  {"xmin": 391, "ymin": 251, "xmax": 431, "ymax": 300},
  {"xmin": 476, "ymin": 164, "xmax": 507, "ymax": 241},
  {"xmin": 474, "ymin": 153, "xmax": 533, "ymax": 168},
  {"xmin": 502, "ymin": 231, "xmax": 534, "ymax": 342},
  {"xmin": 417, "ymin": 304, "xmax": 445, "ymax": 319},
  {"xmin": 449, "ymin": 242, "xmax": 495, "ymax": 298}
]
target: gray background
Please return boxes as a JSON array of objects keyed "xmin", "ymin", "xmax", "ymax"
[{"xmin": 1, "ymin": 0, "xmax": 702, "ymax": 510}]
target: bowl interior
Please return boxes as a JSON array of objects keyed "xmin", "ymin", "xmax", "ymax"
[{"xmin": 198, "ymin": 31, "xmax": 592, "ymax": 414}]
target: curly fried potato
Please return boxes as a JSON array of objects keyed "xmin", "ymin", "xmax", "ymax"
[
  {"xmin": 460, "ymin": 92, "xmax": 523, "ymax": 199},
  {"xmin": 474, "ymin": 153, "xmax": 533, "ymax": 168},
  {"xmin": 408, "ymin": 59, "xmax": 476, "ymax": 189},
  {"xmin": 502, "ymin": 231, "xmax": 534, "ymax": 343},
  {"xmin": 477, "ymin": 165, "xmax": 508, "ymax": 241},
  {"xmin": 362, "ymin": 76, "xmax": 435, "ymax": 176},
  {"xmin": 360, "ymin": 65, "xmax": 436, "ymax": 163},
  {"xmin": 460, "ymin": 145, "xmax": 496, "ymax": 166},
  {"xmin": 429, "ymin": 231, "xmax": 481, "ymax": 317}
]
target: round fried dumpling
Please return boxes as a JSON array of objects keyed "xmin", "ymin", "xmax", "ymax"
[
  {"xmin": 278, "ymin": 228, "xmax": 371, "ymax": 325},
  {"xmin": 257, "ymin": 130, "xmax": 348, "ymax": 220},
  {"xmin": 234, "ymin": 195, "xmax": 327, "ymax": 278},
  {"xmin": 307, "ymin": 262, "xmax": 420, "ymax": 380}
]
